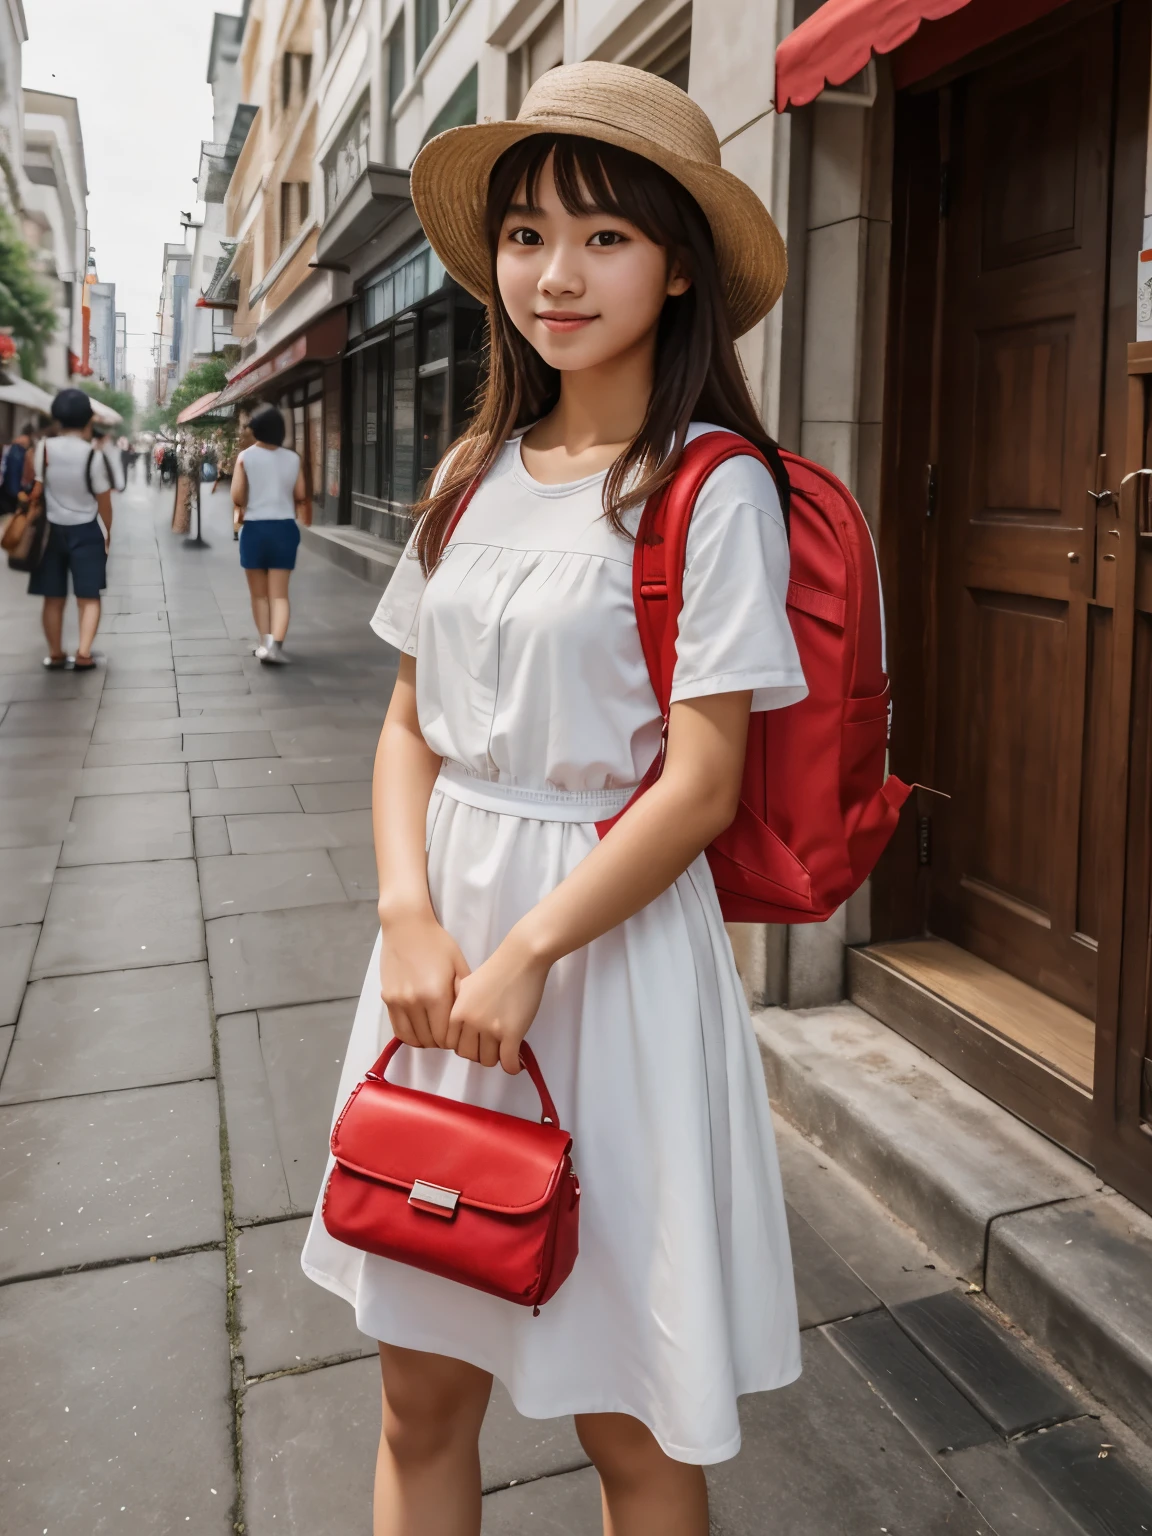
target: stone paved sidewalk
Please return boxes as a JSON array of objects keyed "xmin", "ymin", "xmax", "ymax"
[{"xmin": 2, "ymin": 478, "xmax": 1151, "ymax": 1536}]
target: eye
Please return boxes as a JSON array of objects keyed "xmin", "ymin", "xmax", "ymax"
[
  {"xmin": 588, "ymin": 230, "xmax": 627, "ymax": 247},
  {"xmin": 508, "ymin": 227, "xmax": 544, "ymax": 246}
]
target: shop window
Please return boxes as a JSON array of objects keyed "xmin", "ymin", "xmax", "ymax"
[
  {"xmin": 281, "ymin": 182, "xmax": 311, "ymax": 249},
  {"xmin": 508, "ymin": 6, "xmax": 563, "ymax": 116},
  {"xmin": 282, "ymin": 52, "xmax": 312, "ymax": 110},
  {"xmin": 419, "ymin": 301, "xmax": 452, "ymax": 485},
  {"xmin": 422, "ymin": 65, "xmax": 478, "ymax": 147},
  {"xmin": 324, "ymin": 97, "xmax": 370, "ymax": 218},
  {"xmin": 385, "ymin": 13, "xmax": 406, "ymax": 165},
  {"xmin": 392, "ymin": 320, "xmax": 417, "ymax": 507},
  {"xmin": 415, "ymin": 0, "xmax": 439, "ymax": 64}
]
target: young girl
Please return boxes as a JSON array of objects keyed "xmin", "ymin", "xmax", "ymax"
[
  {"xmin": 303, "ymin": 61, "xmax": 806, "ymax": 1536},
  {"xmin": 230, "ymin": 404, "xmax": 310, "ymax": 664}
]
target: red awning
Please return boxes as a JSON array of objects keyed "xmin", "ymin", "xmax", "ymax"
[
  {"xmin": 213, "ymin": 310, "xmax": 347, "ymax": 409},
  {"xmin": 176, "ymin": 391, "xmax": 223, "ymax": 425},
  {"xmin": 776, "ymin": 0, "xmax": 1070, "ymax": 110}
]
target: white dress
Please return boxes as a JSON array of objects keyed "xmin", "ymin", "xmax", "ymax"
[{"xmin": 301, "ymin": 424, "xmax": 807, "ymax": 1463}]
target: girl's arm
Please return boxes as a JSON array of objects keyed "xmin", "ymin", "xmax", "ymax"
[
  {"xmin": 293, "ymin": 464, "xmax": 311, "ymax": 525},
  {"xmin": 231, "ymin": 458, "xmax": 248, "ymax": 511},
  {"xmin": 446, "ymin": 691, "xmax": 752, "ymax": 1071},
  {"xmin": 374, "ymin": 654, "xmax": 471, "ymax": 1048},
  {"xmin": 96, "ymin": 489, "xmax": 113, "ymax": 549}
]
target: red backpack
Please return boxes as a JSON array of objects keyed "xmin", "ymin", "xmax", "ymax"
[{"xmin": 594, "ymin": 431, "xmax": 911, "ymax": 924}]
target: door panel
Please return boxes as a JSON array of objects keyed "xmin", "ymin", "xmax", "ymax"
[{"xmin": 932, "ymin": 10, "xmax": 1118, "ymax": 1019}]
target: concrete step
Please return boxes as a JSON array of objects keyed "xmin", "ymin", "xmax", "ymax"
[
  {"xmin": 300, "ymin": 523, "xmax": 405, "ymax": 586},
  {"xmin": 755, "ymin": 1001, "xmax": 1152, "ymax": 1441}
]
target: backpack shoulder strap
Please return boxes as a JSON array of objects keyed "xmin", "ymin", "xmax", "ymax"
[{"xmin": 633, "ymin": 431, "xmax": 770, "ymax": 716}]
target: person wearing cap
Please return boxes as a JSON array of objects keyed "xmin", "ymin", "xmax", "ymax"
[
  {"xmin": 301, "ymin": 63, "xmax": 806, "ymax": 1533},
  {"xmin": 27, "ymin": 388, "xmax": 113, "ymax": 670}
]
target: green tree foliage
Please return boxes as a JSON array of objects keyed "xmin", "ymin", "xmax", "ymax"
[
  {"xmin": 80, "ymin": 380, "xmax": 136, "ymax": 433},
  {"xmin": 164, "ymin": 356, "xmax": 230, "ymax": 427},
  {"xmin": 0, "ymin": 204, "xmax": 58, "ymax": 378}
]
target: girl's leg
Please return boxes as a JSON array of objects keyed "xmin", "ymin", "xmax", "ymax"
[
  {"xmin": 374, "ymin": 1343, "xmax": 492, "ymax": 1536},
  {"xmin": 245, "ymin": 568, "xmax": 270, "ymax": 640},
  {"xmin": 267, "ymin": 567, "xmax": 291, "ymax": 644},
  {"xmin": 41, "ymin": 597, "xmax": 66, "ymax": 660},
  {"xmin": 574, "ymin": 1414, "xmax": 709, "ymax": 1536},
  {"xmin": 76, "ymin": 597, "xmax": 101, "ymax": 661}
]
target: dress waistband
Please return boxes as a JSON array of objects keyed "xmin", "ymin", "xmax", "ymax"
[{"xmin": 435, "ymin": 761, "xmax": 635, "ymax": 823}]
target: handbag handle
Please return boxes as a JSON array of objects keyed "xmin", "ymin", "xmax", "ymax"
[{"xmin": 367, "ymin": 1036, "xmax": 562, "ymax": 1126}]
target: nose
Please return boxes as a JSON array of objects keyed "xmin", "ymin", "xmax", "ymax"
[{"xmin": 537, "ymin": 241, "xmax": 584, "ymax": 301}]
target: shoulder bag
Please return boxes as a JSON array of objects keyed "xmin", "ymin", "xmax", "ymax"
[{"xmin": 3, "ymin": 444, "xmax": 51, "ymax": 572}]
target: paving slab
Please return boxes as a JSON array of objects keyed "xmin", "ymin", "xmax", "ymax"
[
  {"xmin": 89, "ymin": 714, "xmax": 182, "ymax": 741},
  {"xmin": 206, "ymin": 900, "xmax": 377, "ymax": 1013},
  {"xmin": 0, "ymin": 671, "xmax": 103, "ymax": 702},
  {"xmin": 329, "ymin": 843, "xmax": 379, "ymax": 902},
  {"xmin": 0, "ymin": 1022, "xmax": 11, "ymax": 1073},
  {"xmin": 181, "ymin": 729, "xmax": 278, "ymax": 761},
  {"xmin": 226, "ymin": 807, "xmax": 373, "ymax": 854},
  {"xmin": 175, "ymin": 655, "xmax": 246, "ymax": 674},
  {"xmin": 96, "ymin": 699, "xmax": 181, "ymax": 721},
  {"xmin": 0, "ymin": 731, "xmax": 90, "ymax": 763},
  {"xmin": 84, "ymin": 736, "xmax": 185, "ymax": 766},
  {"xmin": 705, "ymin": 1331, "xmax": 984, "ymax": 1535},
  {"xmin": 272, "ymin": 725, "xmax": 383, "ymax": 759},
  {"xmin": 479, "ymin": 1383, "xmax": 589, "ymax": 1494},
  {"xmin": 481, "ymin": 1467, "xmax": 602, "ymax": 1535},
  {"xmin": 0, "ymin": 962, "xmax": 213, "ymax": 1102},
  {"xmin": 90, "ymin": 685, "xmax": 178, "ymax": 706},
  {"xmin": 756, "ymin": 1003, "xmax": 1101, "ymax": 1279},
  {"xmin": 102, "ymin": 667, "xmax": 176, "ymax": 689},
  {"xmin": 218, "ymin": 1012, "xmax": 294, "ymax": 1223},
  {"xmin": 1014, "ymin": 1417, "xmax": 1152, "ymax": 1533},
  {"xmin": 256, "ymin": 997, "xmax": 357, "ymax": 1210},
  {"xmin": 0, "ymin": 1252, "xmax": 233, "ymax": 1536},
  {"xmin": 0, "ymin": 1078, "xmax": 223, "ymax": 1277},
  {"xmin": 199, "ymin": 848, "xmax": 348, "ymax": 917},
  {"xmin": 0, "ymin": 697, "xmax": 99, "ymax": 735},
  {"xmin": 190, "ymin": 784, "xmax": 302, "ymax": 817},
  {"xmin": 59, "ymin": 790, "xmax": 192, "ymax": 865},
  {"xmin": 213, "ymin": 753, "xmax": 376, "ymax": 787},
  {"xmin": 295, "ymin": 778, "xmax": 373, "ymax": 812},
  {"xmin": 930, "ymin": 1442, "xmax": 1086, "ymax": 1536},
  {"xmin": 194, "ymin": 814, "xmax": 232, "ymax": 856},
  {"xmin": 187, "ymin": 759, "xmax": 218, "ymax": 789},
  {"xmin": 0, "ymin": 842, "xmax": 60, "ymax": 924},
  {"xmin": 74, "ymin": 761, "xmax": 188, "ymax": 796},
  {"xmin": 236, "ymin": 1216, "xmax": 374, "ymax": 1376},
  {"xmin": 891, "ymin": 1290, "xmax": 1081, "ymax": 1437},
  {"xmin": 987, "ymin": 1193, "xmax": 1152, "ymax": 1438},
  {"xmin": 241, "ymin": 1357, "xmax": 379, "ymax": 1536},
  {"xmin": 0, "ymin": 921, "xmax": 39, "ymax": 1023},
  {"xmin": 177, "ymin": 673, "xmax": 256, "ymax": 695},
  {"xmin": 787, "ymin": 1203, "xmax": 881, "ymax": 1329},
  {"xmin": 32, "ymin": 858, "xmax": 205, "ymax": 977}
]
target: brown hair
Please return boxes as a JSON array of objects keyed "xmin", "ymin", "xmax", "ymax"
[{"xmin": 413, "ymin": 134, "xmax": 788, "ymax": 572}]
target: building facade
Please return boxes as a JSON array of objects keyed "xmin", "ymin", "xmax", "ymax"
[{"xmin": 20, "ymin": 89, "xmax": 88, "ymax": 388}]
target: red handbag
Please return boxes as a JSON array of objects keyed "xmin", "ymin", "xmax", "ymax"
[{"xmin": 321, "ymin": 1038, "xmax": 580, "ymax": 1312}]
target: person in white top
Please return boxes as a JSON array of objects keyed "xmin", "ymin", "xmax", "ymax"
[
  {"xmin": 28, "ymin": 389, "xmax": 114, "ymax": 671},
  {"xmin": 301, "ymin": 65, "xmax": 804, "ymax": 1536},
  {"xmin": 230, "ymin": 404, "xmax": 309, "ymax": 664}
]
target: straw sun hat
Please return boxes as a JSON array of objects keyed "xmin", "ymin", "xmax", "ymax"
[{"xmin": 411, "ymin": 61, "xmax": 787, "ymax": 339}]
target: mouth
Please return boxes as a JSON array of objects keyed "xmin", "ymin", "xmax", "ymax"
[{"xmin": 535, "ymin": 311, "xmax": 597, "ymax": 333}]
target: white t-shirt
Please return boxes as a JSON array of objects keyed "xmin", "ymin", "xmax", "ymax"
[
  {"xmin": 369, "ymin": 423, "xmax": 806, "ymax": 792},
  {"xmin": 239, "ymin": 444, "xmax": 300, "ymax": 521},
  {"xmin": 34, "ymin": 435, "xmax": 113, "ymax": 526}
]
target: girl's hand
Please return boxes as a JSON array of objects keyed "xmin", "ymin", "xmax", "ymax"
[
  {"xmin": 446, "ymin": 932, "xmax": 550, "ymax": 1073},
  {"xmin": 379, "ymin": 909, "xmax": 470, "ymax": 1050}
]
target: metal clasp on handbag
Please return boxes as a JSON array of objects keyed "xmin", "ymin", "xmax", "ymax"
[{"xmin": 409, "ymin": 1179, "xmax": 460, "ymax": 1216}]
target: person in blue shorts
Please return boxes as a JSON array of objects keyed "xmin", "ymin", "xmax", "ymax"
[{"xmin": 231, "ymin": 404, "xmax": 310, "ymax": 664}]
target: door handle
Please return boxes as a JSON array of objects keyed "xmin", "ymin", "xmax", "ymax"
[
  {"xmin": 1088, "ymin": 488, "xmax": 1114, "ymax": 506},
  {"xmin": 1120, "ymin": 467, "xmax": 1152, "ymax": 537}
]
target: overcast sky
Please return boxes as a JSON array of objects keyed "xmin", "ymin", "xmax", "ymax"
[{"xmin": 22, "ymin": 0, "xmax": 243, "ymax": 399}]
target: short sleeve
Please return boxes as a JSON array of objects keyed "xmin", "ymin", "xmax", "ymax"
[
  {"xmin": 93, "ymin": 451, "xmax": 115, "ymax": 494},
  {"xmin": 670, "ymin": 453, "xmax": 808, "ymax": 713},
  {"xmin": 369, "ymin": 526, "xmax": 427, "ymax": 655}
]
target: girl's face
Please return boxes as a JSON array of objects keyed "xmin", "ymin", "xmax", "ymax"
[{"xmin": 495, "ymin": 150, "xmax": 690, "ymax": 373}]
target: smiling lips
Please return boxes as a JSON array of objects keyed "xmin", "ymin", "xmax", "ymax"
[{"xmin": 536, "ymin": 311, "xmax": 597, "ymax": 332}]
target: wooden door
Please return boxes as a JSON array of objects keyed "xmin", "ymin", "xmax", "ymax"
[{"xmin": 930, "ymin": 11, "xmax": 1121, "ymax": 1020}]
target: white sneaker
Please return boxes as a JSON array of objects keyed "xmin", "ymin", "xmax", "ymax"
[{"xmin": 260, "ymin": 638, "xmax": 289, "ymax": 665}]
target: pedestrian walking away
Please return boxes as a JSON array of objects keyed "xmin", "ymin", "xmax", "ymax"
[
  {"xmin": 25, "ymin": 387, "xmax": 113, "ymax": 671},
  {"xmin": 231, "ymin": 403, "xmax": 310, "ymax": 663},
  {"xmin": 301, "ymin": 61, "xmax": 806, "ymax": 1536},
  {"xmin": 0, "ymin": 421, "xmax": 35, "ymax": 517}
]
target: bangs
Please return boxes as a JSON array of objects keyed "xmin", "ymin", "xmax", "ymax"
[{"xmin": 488, "ymin": 134, "xmax": 712, "ymax": 254}]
